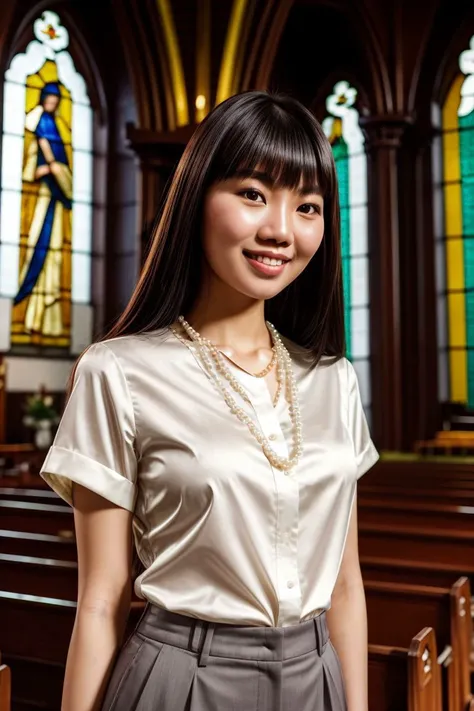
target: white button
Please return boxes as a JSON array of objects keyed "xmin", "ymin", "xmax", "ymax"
[
  {"xmin": 269, "ymin": 433, "xmax": 278, "ymax": 441},
  {"xmin": 284, "ymin": 470, "xmax": 291, "ymax": 476},
  {"xmin": 287, "ymin": 580, "xmax": 294, "ymax": 589}
]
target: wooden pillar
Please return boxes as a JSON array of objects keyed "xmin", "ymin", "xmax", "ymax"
[
  {"xmin": 411, "ymin": 122, "xmax": 440, "ymax": 443},
  {"xmin": 126, "ymin": 124, "xmax": 194, "ymax": 263},
  {"xmin": 361, "ymin": 115, "xmax": 413, "ymax": 451}
]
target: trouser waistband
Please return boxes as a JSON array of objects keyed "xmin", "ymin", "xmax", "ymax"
[{"xmin": 135, "ymin": 604, "xmax": 329, "ymax": 667}]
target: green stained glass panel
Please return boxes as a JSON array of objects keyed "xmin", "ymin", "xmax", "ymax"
[
  {"xmin": 332, "ymin": 136, "xmax": 351, "ymax": 357},
  {"xmin": 460, "ymin": 112, "xmax": 474, "ymax": 406}
]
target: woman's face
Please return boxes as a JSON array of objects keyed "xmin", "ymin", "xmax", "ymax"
[
  {"xmin": 201, "ymin": 168, "xmax": 325, "ymax": 302},
  {"xmin": 43, "ymin": 94, "xmax": 60, "ymax": 113}
]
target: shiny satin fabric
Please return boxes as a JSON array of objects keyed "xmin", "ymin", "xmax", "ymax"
[{"xmin": 40, "ymin": 328, "xmax": 378, "ymax": 627}]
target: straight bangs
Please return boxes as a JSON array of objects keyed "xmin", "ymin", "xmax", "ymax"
[
  {"xmin": 206, "ymin": 104, "xmax": 336, "ymax": 199},
  {"xmin": 100, "ymin": 91, "xmax": 344, "ymax": 372}
]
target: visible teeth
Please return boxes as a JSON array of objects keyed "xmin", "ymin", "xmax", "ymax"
[{"xmin": 255, "ymin": 256, "xmax": 284, "ymax": 266}]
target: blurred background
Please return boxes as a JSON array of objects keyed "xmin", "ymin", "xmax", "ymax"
[{"xmin": 0, "ymin": 1, "xmax": 473, "ymax": 710}]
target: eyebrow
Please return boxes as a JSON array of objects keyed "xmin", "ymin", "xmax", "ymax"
[{"xmin": 233, "ymin": 168, "xmax": 322, "ymax": 197}]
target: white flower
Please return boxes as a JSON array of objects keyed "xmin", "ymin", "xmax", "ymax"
[
  {"xmin": 326, "ymin": 81, "xmax": 357, "ymax": 119},
  {"xmin": 459, "ymin": 36, "xmax": 474, "ymax": 118},
  {"xmin": 460, "ymin": 36, "xmax": 474, "ymax": 77},
  {"xmin": 33, "ymin": 11, "xmax": 69, "ymax": 54}
]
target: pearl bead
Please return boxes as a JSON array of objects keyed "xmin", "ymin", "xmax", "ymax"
[{"xmin": 173, "ymin": 317, "xmax": 304, "ymax": 472}]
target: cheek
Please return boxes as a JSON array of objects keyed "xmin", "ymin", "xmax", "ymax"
[
  {"xmin": 203, "ymin": 197, "xmax": 254, "ymax": 257},
  {"xmin": 297, "ymin": 220, "xmax": 325, "ymax": 260}
]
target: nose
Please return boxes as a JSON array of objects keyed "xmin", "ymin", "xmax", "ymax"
[{"xmin": 257, "ymin": 200, "xmax": 294, "ymax": 244}]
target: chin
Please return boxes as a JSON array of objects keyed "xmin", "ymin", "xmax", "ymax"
[{"xmin": 233, "ymin": 279, "xmax": 288, "ymax": 302}]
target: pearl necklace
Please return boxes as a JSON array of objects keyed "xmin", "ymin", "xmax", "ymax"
[
  {"xmin": 172, "ymin": 316, "xmax": 304, "ymax": 472},
  {"xmin": 253, "ymin": 348, "xmax": 276, "ymax": 378},
  {"xmin": 174, "ymin": 321, "xmax": 284, "ymax": 407}
]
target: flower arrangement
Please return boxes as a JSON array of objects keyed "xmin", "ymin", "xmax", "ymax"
[
  {"xmin": 23, "ymin": 385, "xmax": 59, "ymax": 426},
  {"xmin": 23, "ymin": 385, "xmax": 60, "ymax": 448}
]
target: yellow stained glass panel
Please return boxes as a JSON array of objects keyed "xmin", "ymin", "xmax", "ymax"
[{"xmin": 443, "ymin": 73, "xmax": 467, "ymax": 403}]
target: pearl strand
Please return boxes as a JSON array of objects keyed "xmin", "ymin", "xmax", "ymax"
[
  {"xmin": 253, "ymin": 348, "xmax": 276, "ymax": 378},
  {"xmin": 174, "ymin": 322, "xmax": 284, "ymax": 407},
  {"xmin": 174, "ymin": 317, "xmax": 303, "ymax": 472}
]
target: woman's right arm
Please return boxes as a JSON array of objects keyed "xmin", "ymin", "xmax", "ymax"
[{"xmin": 61, "ymin": 483, "xmax": 134, "ymax": 711}]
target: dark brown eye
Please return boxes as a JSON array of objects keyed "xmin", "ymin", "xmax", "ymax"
[
  {"xmin": 298, "ymin": 203, "xmax": 320, "ymax": 215},
  {"xmin": 240, "ymin": 189, "xmax": 264, "ymax": 202}
]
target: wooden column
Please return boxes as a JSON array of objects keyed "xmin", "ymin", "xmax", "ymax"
[
  {"xmin": 126, "ymin": 124, "xmax": 194, "ymax": 263},
  {"xmin": 411, "ymin": 123, "xmax": 440, "ymax": 443},
  {"xmin": 361, "ymin": 115, "xmax": 413, "ymax": 451}
]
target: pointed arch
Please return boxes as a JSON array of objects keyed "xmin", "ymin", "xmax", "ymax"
[
  {"xmin": 0, "ymin": 8, "xmax": 103, "ymax": 352},
  {"xmin": 434, "ymin": 35, "xmax": 474, "ymax": 409}
]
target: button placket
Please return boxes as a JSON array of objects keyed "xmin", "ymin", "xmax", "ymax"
[
  {"xmin": 274, "ymin": 465, "xmax": 301, "ymax": 626},
  {"xmin": 222, "ymin": 363, "xmax": 301, "ymax": 625},
  {"xmin": 229, "ymin": 367, "xmax": 289, "ymax": 455}
]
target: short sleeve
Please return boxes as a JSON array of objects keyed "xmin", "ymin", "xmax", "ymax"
[
  {"xmin": 40, "ymin": 342, "xmax": 138, "ymax": 511},
  {"xmin": 346, "ymin": 359, "xmax": 379, "ymax": 479}
]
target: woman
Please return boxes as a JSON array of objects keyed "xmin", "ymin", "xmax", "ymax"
[
  {"xmin": 40, "ymin": 91, "xmax": 378, "ymax": 711},
  {"xmin": 14, "ymin": 81, "xmax": 72, "ymax": 337}
]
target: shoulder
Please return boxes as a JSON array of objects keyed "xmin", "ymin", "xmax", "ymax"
[
  {"xmin": 25, "ymin": 105, "xmax": 44, "ymax": 133},
  {"xmin": 76, "ymin": 328, "xmax": 177, "ymax": 381},
  {"xmin": 279, "ymin": 335, "xmax": 352, "ymax": 398}
]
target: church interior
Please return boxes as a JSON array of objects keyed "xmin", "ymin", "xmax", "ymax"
[{"xmin": 0, "ymin": 0, "xmax": 473, "ymax": 709}]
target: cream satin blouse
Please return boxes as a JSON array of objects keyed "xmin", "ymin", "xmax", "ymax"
[{"xmin": 40, "ymin": 328, "xmax": 379, "ymax": 627}]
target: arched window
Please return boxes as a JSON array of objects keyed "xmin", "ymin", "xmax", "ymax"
[
  {"xmin": 0, "ymin": 10, "xmax": 93, "ymax": 351},
  {"xmin": 322, "ymin": 81, "xmax": 371, "ymax": 419},
  {"xmin": 436, "ymin": 35, "xmax": 474, "ymax": 411}
]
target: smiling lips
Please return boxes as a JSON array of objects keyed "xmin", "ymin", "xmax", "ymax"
[{"xmin": 243, "ymin": 250, "xmax": 292, "ymax": 276}]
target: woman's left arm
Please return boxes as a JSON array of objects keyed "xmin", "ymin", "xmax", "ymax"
[{"xmin": 326, "ymin": 491, "xmax": 368, "ymax": 711}]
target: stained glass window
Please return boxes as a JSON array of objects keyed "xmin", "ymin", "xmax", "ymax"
[
  {"xmin": 435, "ymin": 36, "xmax": 474, "ymax": 408},
  {"xmin": 0, "ymin": 10, "xmax": 93, "ymax": 349},
  {"xmin": 322, "ymin": 81, "xmax": 371, "ymax": 419}
]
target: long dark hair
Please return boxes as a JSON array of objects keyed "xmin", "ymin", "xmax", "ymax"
[
  {"xmin": 68, "ymin": 91, "xmax": 345, "ymax": 581},
  {"xmin": 101, "ymin": 90, "xmax": 345, "ymax": 362}
]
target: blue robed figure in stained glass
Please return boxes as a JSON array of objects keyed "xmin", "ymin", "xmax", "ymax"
[{"xmin": 13, "ymin": 81, "xmax": 72, "ymax": 336}]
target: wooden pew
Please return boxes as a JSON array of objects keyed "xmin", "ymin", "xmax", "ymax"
[
  {"xmin": 359, "ymin": 521, "xmax": 474, "ymax": 569},
  {"xmin": 365, "ymin": 578, "xmax": 472, "ymax": 711},
  {"xmin": 367, "ymin": 627, "xmax": 442, "ymax": 711},
  {"xmin": 368, "ymin": 473, "xmax": 474, "ymax": 490},
  {"xmin": 358, "ymin": 497, "xmax": 474, "ymax": 530},
  {"xmin": 361, "ymin": 555, "xmax": 474, "ymax": 590},
  {"xmin": 0, "ymin": 487, "xmax": 68, "ymax": 506},
  {"xmin": 360, "ymin": 483, "xmax": 474, "ymax": 507},
  {"xmin": 0, "ymin": 592, "xmax": 145, "ymax": 710},
  {"xmin": 0, "ymin": 656, "xmax": 11, "ymax": 711},
  {"xmin": 0, "ymin": 529, "xmax": 76, "ymax": 561},
  {"xmin": 363, "ymin": 461, "xmax": 474, "ymax": 486},
  {"xmin": 0, "ymin": 500, "xmax": 74, "ymax": 536},
  {"xmin": 0, "ymin": 553, "xmax": 78, "ymax": 600}
]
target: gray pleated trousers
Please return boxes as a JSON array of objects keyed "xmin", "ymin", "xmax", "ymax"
[{"xmin": 101, "ymin": 604, "xmax": 347, "ymax": 711}]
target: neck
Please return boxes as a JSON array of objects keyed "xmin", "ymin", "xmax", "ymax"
[
  {"xmin": 182, "ymin": 263, "xmax": 275, "ymax": 352},
  {"xmin": 183, "ymin": 307, "xmax": 272, "ymax": 351},
  {"xmin": 184, "ymin": 299, "xmax": 273, "ymax": 354}
]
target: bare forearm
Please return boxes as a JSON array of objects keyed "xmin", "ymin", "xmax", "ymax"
[
  {"xmin": 61, "ymin": 603, "xmax": 128, "ymax": 711},
  {"xmin": 326, "ymin": 577, "xmax": 368, "ymax": 711}
]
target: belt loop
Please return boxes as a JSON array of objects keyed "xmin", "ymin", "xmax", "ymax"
[
  {"xmin": 190, "ymin": 619, "xmax": 204, "ymax": 653},
  {"xmin": 313, "ymin": 615, "xmax": 324, "ymax": 656},
  {"xmin": 198, "ymin": 622, "xmax": 216, "ymax": 667}
]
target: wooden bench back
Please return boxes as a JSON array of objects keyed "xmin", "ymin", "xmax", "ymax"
[
  {"xmin": 408, "ymin": 627, "xmax": 441, "ymax": 711},
  {"xmin": 365, "ymin": 578, "xmax": 470, "ymax": 711}
]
